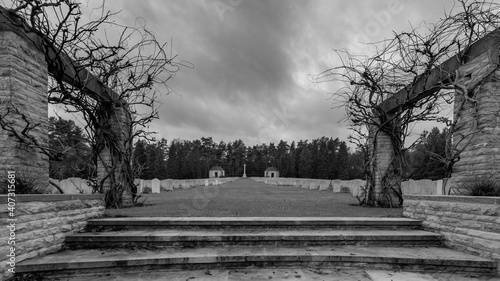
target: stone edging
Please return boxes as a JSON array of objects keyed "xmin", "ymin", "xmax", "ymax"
[
  {"xmin": 404, "ymin": 195, "xmax": 500, "ymax": 205},
  {"xmin": 0, "ymin": 194, "xmax": 104, "ymax": 203}
]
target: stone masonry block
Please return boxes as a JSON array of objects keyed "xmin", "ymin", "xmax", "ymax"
[
  {"xmin": 42, "ymin": 218, "xmax": 65, "ymax": 229},
  {"xmin": 481, "ymin": 205, "xmax": 500, "ymax": 216},
  {"xmin": 16, "ymin": 202, "xmax": 57, "ymax": 215},
  {"xmin": 466, "ymin": 229, "xmax": 500, "ymax": 242},
  {"xmin": 458, "ymin": 219, "xmax": 483, "ymax": 231},
  {"xmin": 449, "ymin": 203, "xmax": 482, "ymax": 215},
  {"xmin": 475, "ymin": 215, "xmax": 498, "ymax": 223},
  {"xmin": 472, "ymin": 237, "xmax": 500, "ymax": 253},
  {"xmin": 483, "ymin": 222, "xmax": 500, "ymax": 233}
]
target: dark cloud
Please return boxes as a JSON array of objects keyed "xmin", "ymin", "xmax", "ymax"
[{"xmin": 52, "ymin": 0, "xmax": 457, "ymax": 146}]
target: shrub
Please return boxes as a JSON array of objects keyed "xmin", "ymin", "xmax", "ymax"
[
  {"xmin": 142, "ymin": 186, "xmax": 152, "ymax": 194},
  {"xmin": 0, "ymin": 172, "xmax": 48, "ymax": 194},
  {"xmin": 456, "ymin": 176, "xmax": 500, "ymax": 197}
]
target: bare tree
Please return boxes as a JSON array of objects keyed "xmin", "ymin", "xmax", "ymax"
[
  {"xmin": 0, "ymin": 0, "xmax": 189, "ymax": 207},
  {"xmin": 314, "ymin": 0, "xmax": 500, "ymax": 206}
]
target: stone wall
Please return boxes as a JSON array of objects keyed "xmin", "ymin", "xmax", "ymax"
[
  {"xmin": 403, "ymin": 195, "xmax": 500, "ymax": 271},
  {"xmin": 451, "ymin": 63, "xmax": 500, "ymax": 185},
  {"xmin": 0, "ymin": 194, "xmax": 105, "ymax": 280},
  {"xmin": 0, "ymin": 31, "xmax": 49, "ymax": 186}
]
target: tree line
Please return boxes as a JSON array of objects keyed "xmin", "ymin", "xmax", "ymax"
[
  {"xmin": 49, "ymin": 116, "xmax": 447, "ymax": 181},
  {"xmin": 132, "ymin": 136, "xmax": 364, "ymax": 180}
]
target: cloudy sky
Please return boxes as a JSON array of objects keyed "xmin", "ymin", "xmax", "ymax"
[{"xmin": 65, "ymin": 0, "xmax": 457, "ymax": 146}]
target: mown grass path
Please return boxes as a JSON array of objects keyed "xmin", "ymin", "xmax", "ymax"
[{"xmin": 106, "ymin": 178, "xmax": 403, "ymax": 217}]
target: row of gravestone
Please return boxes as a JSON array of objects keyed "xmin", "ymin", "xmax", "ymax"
[
  {"xmin": 251, "ymin": 177, "xmax": 366, "ymax": 196},
  {"xmin": 251, "ymin": 177, "xmax": 449, "ymax": 197},
  {"xmin": 133, "ymin": 178, "xmax": 238, "ymax": 194},
  {"xmin": 48, "ymin": 177, "xmax": 239, "ymax": 194},
  {"xmin": 48, "ymin": 177, "xmax": 447, "ymax": 196}
]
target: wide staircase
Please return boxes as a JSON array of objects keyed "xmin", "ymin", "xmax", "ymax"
[{"xmin": 16, "ymin": 217, "xmax": 498, "ymax": 280}]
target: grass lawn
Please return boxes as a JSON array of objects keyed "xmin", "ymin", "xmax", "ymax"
[{"xmin": 106, "ymin": 178, "xmax": 403, "ymax": 217}]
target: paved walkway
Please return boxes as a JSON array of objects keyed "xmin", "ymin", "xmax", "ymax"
[{"xmin": 55, "ymin": 267, "xmax": 499, "ymax": 280}]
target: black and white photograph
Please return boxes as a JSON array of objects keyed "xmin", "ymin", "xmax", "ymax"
[{"xmin": 0, "ymin": 0, "xmax": 499, "ymax": 280}]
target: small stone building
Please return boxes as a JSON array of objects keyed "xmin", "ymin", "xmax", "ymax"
[
  {"xmin": 209, "ymin": 166, "xmax": 225, "ymax": 178},
  {"xmin": 265, "ymin": 167, "xmax": 279, "ymax": 178}
]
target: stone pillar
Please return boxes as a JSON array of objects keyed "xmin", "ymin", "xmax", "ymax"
[
  {"xmin": 134, "ymin": 179, "xmax": 144, "ymax": 193},
  {"xmin": 0, "ymin": 31, "xmax": 48, "ymax": 186},
  {"xmin": 97, "ymin": 103, "xmax": 133, "ymax": 206},
  {"xmin": 369, "ymin": 125, "xmax": 394, "ymax": 202},
  {"xmin": 243, "ymin": 164, "xmax": 247, "ymax": 178},
  {"xmin": 451, "ymin": 68, "xmax": 500, "ymax": 185}
]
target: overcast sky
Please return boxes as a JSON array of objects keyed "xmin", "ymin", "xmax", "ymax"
[{"xmin": 59, "ymin": 0, "xmax": 457, "ymax": 146}]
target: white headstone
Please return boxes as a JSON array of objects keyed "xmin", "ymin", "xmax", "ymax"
[
  {"xmin": 436, "ymin": 179, "xmax": 443, "ymax": 195},
  {"xmin": 160, "ymin": 179, "xmax": 173, "ymax": 191},
  {"xmin": 205, "ymin": 179, "xmax": 209, "ymax": 186},
  {"xmin": 151, "ymin": 178, "xmax": 160, "ymax": 194}
]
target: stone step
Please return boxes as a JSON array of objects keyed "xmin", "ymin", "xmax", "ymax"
[
  {"xmin": 21, "ymin": 267, "xmax": 500, "ymax": 281},
  {"xmin": 86, "ymin": 217, "xmax": 422, "ymax": 230},
  {"xmin": 16, "ymin": 246, "xmax": 497, "ymax": 277},
  {"xmin": 66, "ymin": 229, "xmax": 444, "ymax": 248}
]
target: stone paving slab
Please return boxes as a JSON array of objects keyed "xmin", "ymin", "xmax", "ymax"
[
  {"xmin": 32, "ymin": 268, "xmax": 500, "ymax": 281},
  {"xmin": 67, "ymin": 229, "xmax": 442, "ymax": 242},
  {"xmin": 17, "ymin": 246, "xmax": 495, "ymax": 273}
]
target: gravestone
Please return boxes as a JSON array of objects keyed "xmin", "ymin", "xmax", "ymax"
[
  {"xmin": 160, "ymin": 179, "xmax": 173, "ymax": 191},
  {"xmin": 151, "ymin": 179, "xmax": 160, "ymax": 194}
]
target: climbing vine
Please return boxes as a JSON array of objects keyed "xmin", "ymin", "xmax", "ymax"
[
  {"xmin": 315, "ymin": 0, "xmax": 500, "ymax": 206},
  {"xmin": 0, "ymin": 0, "xmax": 189, "ymax": 207}
]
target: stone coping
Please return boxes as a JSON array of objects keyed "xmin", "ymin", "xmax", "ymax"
[
  {"xmin": 0, "ymin": 194, "xmax": 104, "ymax": 204},
  {"xmin": 404, "ymin": 195, "xmax": 500, "ymax": 205}
]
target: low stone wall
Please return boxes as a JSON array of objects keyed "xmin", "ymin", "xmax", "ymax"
[
  {"xmin": 403, "ymin": 195, "xmax": 500, "ymax": 271},
  {"xmin": 0, "ymin": 194, "xmax": 105, "ymax": 280}
]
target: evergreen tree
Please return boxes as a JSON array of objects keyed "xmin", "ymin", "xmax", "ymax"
[
  {"xmin": 347, "ymin": 148, "xmax": 364, "ymax": 179},
  {"xmin": 153, "ymin": 138, "xmax": 168, "ymax": 179},
  {"xmin": 317, "ymin": 137, "xmax": 329, "ymax": 179},
  {"xmin": 337, "ymin": 141, "xmax": 349, "ymax": 180},
  {"xmin": 409, "ymin": 127, "xmax": 447, "ymax": 180},
  {"xmin": 49, "ymin": 117, "xmax": 93, "ymax": 180},
  {"xmin": 310, "ymin": 139, "xmax": 319, "ymax": 178},
  {"xmin": 166, "ymin": 140, "xmax": 181, "ymax": 179},
  {"xmin": 298, "ymin": 146, "xmax": 313, "ymax": 178},
  {"xmin": 276, "ymin": 140, "xmax": 289, "ymax": 175},
  {"xmin": 132, "ymin": 139, "xmax": 148, "ymax": 178},
  {"xmin": 327, "ymin": 138, "xmax": 340, "ymax": 179},
  {"xmin": 287, "ymin": 141, "xmax": 297, "ymax": 177}
]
